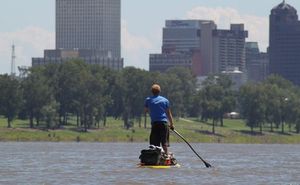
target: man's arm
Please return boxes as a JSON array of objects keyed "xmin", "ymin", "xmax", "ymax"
[{"xmin": 166, "ymin": 108, "xmax": 174, "ymax": 130}]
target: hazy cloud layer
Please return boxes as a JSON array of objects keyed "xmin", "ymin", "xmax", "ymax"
[
  {"xmin": 186, "ymin": 6, "xmax": 269, "ymax": 51},
  {"xmin": 0, "ymin": 22, "xmax": 155, "ymax": 74},
  {"xmin": 121, "ymin": 21, "xmax": 154, "ymax": 70},
  {"xmin": 0, "ymin": 26, "xmax": 54, "ymax": 74}
]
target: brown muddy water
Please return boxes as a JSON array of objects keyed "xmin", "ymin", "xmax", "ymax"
[{"xmin": 0, "ymin": 142, "xmax": 299, "ymax": 185}]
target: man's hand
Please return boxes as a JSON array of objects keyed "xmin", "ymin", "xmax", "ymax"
[{"xmin": 169, "ymin": 124, "xmax": 174, "ymax": 130}]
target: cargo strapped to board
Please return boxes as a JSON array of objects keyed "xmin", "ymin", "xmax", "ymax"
[
  {"xmin": 139, "ymin": 145, "xmax": 163, "ymax": 165},
  {"xmin": 139, "ymin": 145, "xmax": 177, "ymax": 166}
]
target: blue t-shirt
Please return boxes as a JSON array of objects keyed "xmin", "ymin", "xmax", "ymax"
[{"xmin": 144, "ymin": 95, "xmax": 170, "ymax": 123}]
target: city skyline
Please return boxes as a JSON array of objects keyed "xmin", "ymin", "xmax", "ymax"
[{"xmin": 1, "ymin": 0, "xmax": 300, "ymax": 74}]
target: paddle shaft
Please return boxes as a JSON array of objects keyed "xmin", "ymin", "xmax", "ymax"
[{"xmin": 172, "ymin": 129, "xmax": 212, "ymax": 168}]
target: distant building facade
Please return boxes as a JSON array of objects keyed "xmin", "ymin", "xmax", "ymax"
[
  {"xmin": 32, "ymin": 49, "xmax": 123, "ymax": 70},
  {"xmin": 32, "ymin": 0, "xmax": 123, "ymax": 70},
  {"xmin": 213, "ymin": 24, "xmax": 248, "ymax": 73},
  {"xmin": 162, "ymin": 20, "xmax": 203, "ymax": 53},
  {"xmin": 245, "ymin": 42, "xmax": 269, "ymax": 82},
  {"xmin": 269, "ymin": 1, "xmax": 300, "ymax": 85},
  {"xmin": 149, "ymin": 50, "xmax": 202, "ymax": 75},
  {"xmin": 149, "ymin": 20, "xmax": 216, "ymax": 76},
  {"xmin": 56, "ymin": 0, "xmax": 121, "ymax": 58},
  {"xmin": 150, "ymin": 20, "xmax": 249, "ymax": 79}
]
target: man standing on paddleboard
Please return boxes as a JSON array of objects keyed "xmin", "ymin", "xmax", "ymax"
[{"xmin": 144, "ymin": 84, "xmax": 175, "ymax": 155}]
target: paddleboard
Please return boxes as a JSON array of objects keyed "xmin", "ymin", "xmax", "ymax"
[{"xmin": 138, "ymin": 163, "xmax": 181, "ymax": 169}]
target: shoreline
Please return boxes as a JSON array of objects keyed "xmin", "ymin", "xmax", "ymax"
[
  {"xmin": 0, "ymin": 140, "xmax": 299, "ymax": 145},
  {"xmin": 1, "ymin": 118, "xmax": 300, "ymax": 144}
]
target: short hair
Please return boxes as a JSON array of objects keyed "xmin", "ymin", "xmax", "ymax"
[{"xmin": 151, "ymin": 84, "xmax": 161, "ymax": 95}]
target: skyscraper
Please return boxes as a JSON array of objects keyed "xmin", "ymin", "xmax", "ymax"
[
  {"xmin": 269, "ymin": 1, "xmax": 300, "ymax": 85},
  {"xmin": 213, "ymin": 24, "xmax": 248, "ymax": 73},
  {"xmin": 150, "ymin": 19, "xmax": 250, "ymax": 78},
  {"xmin": 245, "ymin": 42, "xmax": 269, "ymax": 82},
  {"xmin": 56, "ymin": 0, "xmax": 121, "ymax": 58},
  {"xmin": 149, "ymin": 20, "xmax": 216, "ymax": 76},
  {"xmin": 32, "ymin": 0, "xmax": 123, "ymax": 70}
]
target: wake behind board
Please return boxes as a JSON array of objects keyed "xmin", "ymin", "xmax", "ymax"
[{"xmin": 138, "ymin": 163, "xmax": 181, "ymax": 169}]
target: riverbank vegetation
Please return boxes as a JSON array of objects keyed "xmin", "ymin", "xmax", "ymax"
[
  {"xmin": 1, "ymin": 117, "xmax": 300, "ymax": 143},
  {"xmin": 1, "ymin": 60, "xmax": 300, "ymax": 143}
]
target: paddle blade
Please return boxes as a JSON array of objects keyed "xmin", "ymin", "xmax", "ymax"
[
  {"xmin": 204, "ymin": 161, "xmax": 212, "ymax": 168},
  {"xmin": 172, "ymin": 129, "xmax": 213, "ymax": 168}
]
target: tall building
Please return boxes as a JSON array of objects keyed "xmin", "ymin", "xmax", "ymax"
[
  {"xmin": 149, "ymin": 20, "xmax": 216, "ymax": 76},
  {"xmin": 245, "ymin": 42, "xmax": 269, "ymax": 82},
  {"xmin": 56, "ymin": 0, "xmax": 121, "ymax": 58},
  {"xmin": 269, "ymin": 1, "xmax": 300, "ymax": 85},
  {"xmin": 149, "ymin": 51, "xmax": 202, "ymax": 75},
  {"xmin": 150, "ymin": 20, "xmax": 249, "ymax": 78},
  {"xmin": 32, "ymin": 0, "xmax": 123, "ymax": 70},
  {"xmin": 213, "ymin": 24, "xmax": 248, "ymax": 73}
]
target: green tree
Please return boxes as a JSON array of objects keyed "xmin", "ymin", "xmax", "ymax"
[
  {"xmin": 201, "ymin": 76, "xmax": 223, "ymax": 133},
  {"xmin": 120, "ymin": 67, "xmax": 151, "ymax": 129},
  {"xmin": 57, "ymin": 61, "xmax": 82, "ymax": 126},
  {"xmin": 262, "ymin": 83, "xmax": 281, "ymax": 132},
  {"xmin": 216, "ymin": 75, "xmax": 236, "ymax": 126},
  {"xmin": 0, "ymin": 75, "xmax": 22, "ymax": 128},
  {"xmin": 22, "ymin": 67, "xmax": 53, "ymax": 128},
  {"xmin": 165, "ymin": 67, "xmax": 196, "ymax": 117},
  {"xmin": 199, "ymin": 75, "xmax": 235, "ymax": 133},
  {"xmin": 41, "ymin": 98, "xmax": 60, "ymax": 129},
  {"xmin": 263, "ymin": 75, "xmax": 294, "ymax": 133},
  {"xmin": 160, "ymin": 73, "xmax": 183, "ymax": 119},
  {"xmin": 189, "ymin": 90, "xmax": 203, "ymax": 118},
  {"xmin": 239, "ymin": 83, "xmax": 266, "ymax": 133}
]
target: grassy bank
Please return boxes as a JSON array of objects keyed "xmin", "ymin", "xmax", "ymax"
[{"xmin": 0, "ymin": 117, "xmax": 300, "ymax": 144}]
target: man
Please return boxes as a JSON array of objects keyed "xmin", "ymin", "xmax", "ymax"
[{"xmin": 144, "ymin": 84, "xmax": 174, "ymax": 155}]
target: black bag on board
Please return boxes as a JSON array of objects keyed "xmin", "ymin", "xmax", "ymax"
[{"xmin": 139, "ymin": 145, "xmax": 162, "ymax": 165}]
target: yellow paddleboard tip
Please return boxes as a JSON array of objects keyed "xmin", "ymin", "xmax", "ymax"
[{"xmin": 138, "ymin": 164, "xmax": 181, "ymax": 169}]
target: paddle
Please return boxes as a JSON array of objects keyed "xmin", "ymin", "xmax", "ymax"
[{"xmin": 171, "ymin": 129, "xmax": 212, "ymax": 168}]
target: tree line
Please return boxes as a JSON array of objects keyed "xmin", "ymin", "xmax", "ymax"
[{"xmin": 0, "ymin": 60, "xmax": 299, "ymax": 134}]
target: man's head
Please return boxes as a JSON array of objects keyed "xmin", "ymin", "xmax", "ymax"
[{"xmin": 151, "ymin": 84, "xmax": 161, "ymax": 95}]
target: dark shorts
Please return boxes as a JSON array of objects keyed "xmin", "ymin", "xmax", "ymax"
[{"xmin": 150, "ymin": 121, "xmax": 170, "ymax": 147}]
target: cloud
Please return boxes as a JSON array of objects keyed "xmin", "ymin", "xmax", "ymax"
[
  {"xmin": 0, "ymin": 23, "xmax": 155, "ymax": 73},
  {"xmin": 186, "ymin": 6, "xmax": 269, "ymax": 52},
  {"xmin": 121, "ymin": 20, "xmax": 154, "ymax": 70},
  {"xmin": 0, "ymin": 26, "xmax": 55, "ymax": 74}
]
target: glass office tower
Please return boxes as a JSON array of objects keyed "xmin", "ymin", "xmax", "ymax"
[
  {"xmin": 56, "ymin": 0, "xmax": 121, "ymax": 58},
  {"xmin": 269, "ymin": 1, "xmax": 300, "ymax": 85}
]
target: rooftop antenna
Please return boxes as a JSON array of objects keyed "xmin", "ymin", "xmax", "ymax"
[{"xmin": 11, "ymin": 44, "xmax": 16, "ymax": 77}]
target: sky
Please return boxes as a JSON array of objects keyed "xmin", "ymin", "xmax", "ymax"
[{"xmin": 1, "ymin": 0, "xmax": 300, "ymax": 74}]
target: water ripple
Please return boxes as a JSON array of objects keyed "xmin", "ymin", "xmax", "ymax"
[{"xmin": 0, "ymin": 143, "xmax": 299, "ymax": 185}]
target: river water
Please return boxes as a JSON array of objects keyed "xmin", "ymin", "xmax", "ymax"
[{"xmin": 0, "ymin": 142, "xmax": 299, "ymax": 185}]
